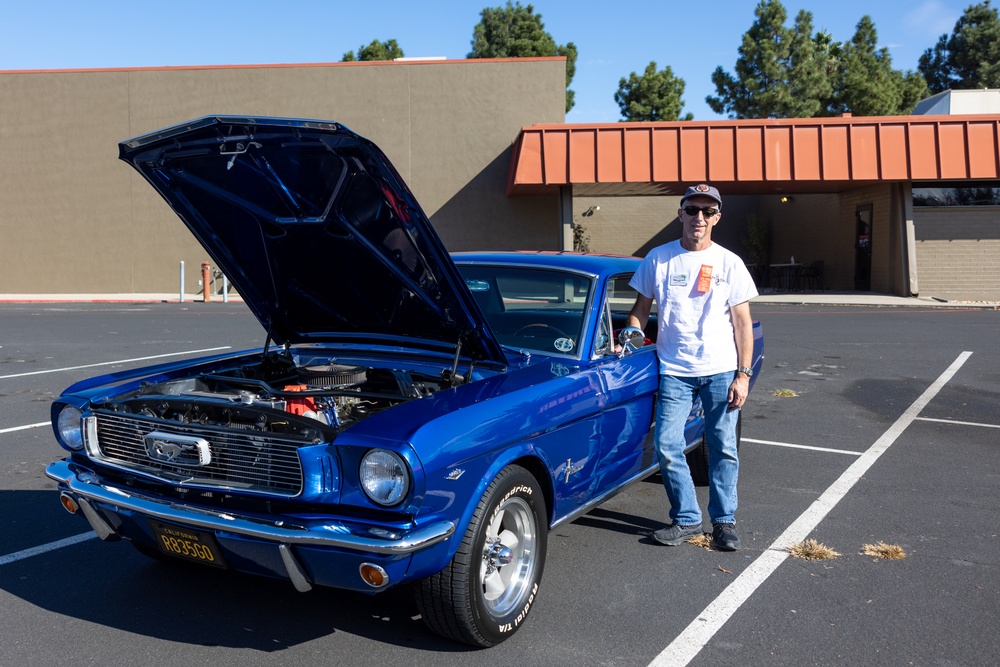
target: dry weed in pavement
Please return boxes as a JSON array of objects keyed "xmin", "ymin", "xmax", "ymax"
[
  {"xmin": 788, "ymin": 539, "xmax": 840, "ymax": 560},
  {"xmin": 773, "ymin": 388, "xmax": 798, "ymax": 397},
  {"xmin": 688, "ymin": 533, "xmax": 713, "ymax": 550},
  {"xmin": 861, "ymin": 541, "xmax": 906, "ymax": 559}
]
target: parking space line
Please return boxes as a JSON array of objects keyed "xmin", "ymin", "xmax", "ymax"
[
  {"xmin": 0, "ymin": 346, "xmax": 231, "ymax": 380},
  {"xmin": 649, "ymin": 350, "xmax": 973, "ymax": 667},
  {"xmin": 915, "ymin": 416, "xmax": 1000, "ymax": 429},
  {"xmin": 0, "ymin": 532, "xmax": 97, "ymax": 566},
  {"xmin": 743, "ymin": 438, "xmax": 862, "ymax": 456},
  {"xmin": 0, "ymin": 422, "xmax": 49, "ymax": 435}
]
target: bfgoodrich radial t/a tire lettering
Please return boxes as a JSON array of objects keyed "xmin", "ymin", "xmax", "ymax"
[{"xmin": 415, "ymin": 464, "xmax": 547, "ymax": 646}]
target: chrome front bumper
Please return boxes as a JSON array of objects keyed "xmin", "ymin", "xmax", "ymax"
[{"xmin": 45, "ymin": 459, "xmax": 454, "ymax": 556}]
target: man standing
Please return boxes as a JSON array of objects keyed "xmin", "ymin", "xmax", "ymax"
[{"xmin": 627, "ymin": 184, "xmax": 757, "ymax": 551}]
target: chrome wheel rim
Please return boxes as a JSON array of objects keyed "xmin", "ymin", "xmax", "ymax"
[{"xmin": 480, "ymin": 495, "xmax": 536, "ymax": 615}]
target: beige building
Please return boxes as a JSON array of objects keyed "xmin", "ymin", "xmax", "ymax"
[
  {"xmin": 0, "ymin": 58, "xmax": 566, "ymax": 294},
  {"xmin": 1, "ymin": 59, "xmax": 997, "ymax": 301}
]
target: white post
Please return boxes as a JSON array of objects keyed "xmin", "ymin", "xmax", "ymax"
[
  {"xmin": 222, "ymin": 275, "xmax": 229, "ymax": 303},
  {"xmin": 179, "ymin": 261, "xmax": 185, "ymax": 303}
]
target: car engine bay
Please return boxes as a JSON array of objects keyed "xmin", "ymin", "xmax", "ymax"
[{"xmin": 100, "ymin": 352, "xmax": 452, "ymax": 439}]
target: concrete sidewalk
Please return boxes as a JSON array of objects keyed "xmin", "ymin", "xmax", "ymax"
[
  {"xmin": 0, "ymin": 291, "xmax": 996, "ymax": 309},
  {"xmin": 752, "ymin": 291, "xmax": 998, "ymax": 308},
  {"xmin": 0, "ymin": 293, "xmax": 244, "ymax": 304}
]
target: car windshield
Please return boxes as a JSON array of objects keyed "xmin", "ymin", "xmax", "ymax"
[{"xmin": 457, "ymin": 265, "xmax": 592, "ymax": 357}]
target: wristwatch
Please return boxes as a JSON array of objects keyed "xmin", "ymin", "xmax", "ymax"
[{"xmin": 737, "ymin": 366, "xmax": 753, "ymax": 377}]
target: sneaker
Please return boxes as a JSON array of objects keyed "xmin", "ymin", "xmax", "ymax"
[
  {"xmin": 651, "ymin": 523, "xmax": 703, "ymax": 546},
  {"xmin": 712, "ymin": 523, "xmax": 741, "ymax": 551}
]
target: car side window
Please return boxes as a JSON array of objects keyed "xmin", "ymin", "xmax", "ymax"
[{"xmin": 595, "ymin": 273, "xmax": 658, "ymax": 358}]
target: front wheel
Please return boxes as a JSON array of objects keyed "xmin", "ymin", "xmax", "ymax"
[{"xmin": 415, "ymin": 464, "xmax": 547, "ymax": 647}]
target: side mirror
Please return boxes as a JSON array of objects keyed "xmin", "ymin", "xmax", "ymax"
[{"xmin": 617, "ymin": 326, "xmax": 646, "ymax": 357}]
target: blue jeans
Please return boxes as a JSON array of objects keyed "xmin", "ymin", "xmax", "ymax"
[{"xmin": 654, "ymin": 372, "xmax": 740, "ymax": 526}]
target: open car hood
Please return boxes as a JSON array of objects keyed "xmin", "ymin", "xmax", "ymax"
[{"xmin": 119, "ymin": 116, "xmax": 505, "ymax": 364}]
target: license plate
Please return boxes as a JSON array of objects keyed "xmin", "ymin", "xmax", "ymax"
[{"xmin": 149, "ymin": 520, "xmax": 226, "ymax": 568}]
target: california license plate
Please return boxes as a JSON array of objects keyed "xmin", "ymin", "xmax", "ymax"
[{"xmin": 149, "ymin": 520, "xmax": 226, "ymax": 568}]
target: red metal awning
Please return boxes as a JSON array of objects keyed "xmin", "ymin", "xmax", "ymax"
[{"xmin": 507, "ymin": 114, "xmax": 1000, "ymax": 196}]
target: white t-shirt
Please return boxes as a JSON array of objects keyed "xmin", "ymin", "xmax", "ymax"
[{"xmin": 629, "ymin": 240, "xmax": 758, "ymax": 377}]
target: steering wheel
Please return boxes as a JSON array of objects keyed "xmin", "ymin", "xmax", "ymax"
[{"xmin": 513, "ymin": 323, "xmax": 571, "ymax": 339}]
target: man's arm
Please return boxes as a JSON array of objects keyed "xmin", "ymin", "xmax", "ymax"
[
  {"xmin": 627, "ymin": 294, "xmax": 653, "ymax": 332},
  {"xmin": 728, "ymin": 300, "xmax": 754, "ymax": 409}
]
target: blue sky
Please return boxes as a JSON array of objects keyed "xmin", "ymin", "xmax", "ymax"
[{"xmin": 0, "ymin": 0, "xmax": 972, "ymax": 122}]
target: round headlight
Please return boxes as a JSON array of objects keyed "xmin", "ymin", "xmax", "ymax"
[
  {"xmin": 57, "ymin": 405, "xmax": 84, "ymax": 451},
  {"xmin": 359, "ymin": 449, "xmax": 409, "ymax": 506}
]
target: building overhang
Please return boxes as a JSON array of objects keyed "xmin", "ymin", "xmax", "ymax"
[{"xmin": 507, "ymin": 114, "xmax": 1000, "ymax": 197}]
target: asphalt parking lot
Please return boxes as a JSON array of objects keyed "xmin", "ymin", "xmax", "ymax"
[{"xmin": 2, "ymin": 301, "xmax": 998, "ymax": 666}]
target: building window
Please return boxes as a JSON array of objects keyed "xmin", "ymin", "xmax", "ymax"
[{"xmin": 913, "ymin": 182, "xmax": 1000, "ymax": 206}]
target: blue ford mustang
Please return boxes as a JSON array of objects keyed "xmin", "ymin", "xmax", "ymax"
[{"xmin": 45, "ymin": 116, "xmax": 763, "ymax": 647}]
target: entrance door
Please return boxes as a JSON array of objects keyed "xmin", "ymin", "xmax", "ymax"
[{"xmin": 854, "ymin": 204, "xmax": 872, "ymax": 291}]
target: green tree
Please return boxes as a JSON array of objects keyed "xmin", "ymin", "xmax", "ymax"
[
  {"xmin": 706, "ymin": 0, "xmax": 792, "ymax": 118},
  {"xmin": 342, "ymin": 39, "xmax": 404, "ymax": 62},
  {"xmin": 919, "ymin": 0, "xmax": 1000, "ymax": 93},
  {"xmin": 469, "ymin": 2, "xmax": 577, "ymax": 112},
  {"xmin": 829, "ymin": 16, "xmax": 927, "ymax": 115},
  {"xmin": 786, "ymin": 11, "xmax": 834, "ymax": 117},
  {"xmin": 615, "ymin": 61, "xmax": 693, "ymax": 121},
  {"xmin": 709, "ymin": 1, "xmax": 924, "ymax": 119},
  {"xmin": 920, "ymin": 35, "xmax": 954, "ymax": 93},
  {"xmin": 707, "ymin": 1, "xmax": 830, "ymax": 118}
]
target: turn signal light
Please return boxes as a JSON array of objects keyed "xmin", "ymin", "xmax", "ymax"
[
  {"xmin": 60, "ymin": 492, "xmax": 79, "ymax": 514},
  {"xmin": 359, "ymin": 563, "xmax": 389, "ymax": 588}
]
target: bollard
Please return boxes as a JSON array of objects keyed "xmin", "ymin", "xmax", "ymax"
[
  {"xmin": 180, "ymin": 261, "xmax": 185, "ymax": 303},
  {"xmin": 201, "ymin": 262, "xmax": 211, "ymax": 303}
]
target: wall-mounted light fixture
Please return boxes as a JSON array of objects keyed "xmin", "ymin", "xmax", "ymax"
[
  {"xmin": 582, "ymin": 205, "xmax": 600, "ymax": 217},
  {"xmin": 780, "ymin": 196, "xmax": 794, "ymax": 204}
]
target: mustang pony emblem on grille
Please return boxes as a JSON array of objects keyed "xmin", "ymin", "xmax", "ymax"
[{"xmin": 143, "ymin": 432, "xmax": 212, "ymax": 467}]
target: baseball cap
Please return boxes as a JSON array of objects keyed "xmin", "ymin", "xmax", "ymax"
[{"xmin": 680, "ymin": 183, "xmax": 722, "ymax": 208}]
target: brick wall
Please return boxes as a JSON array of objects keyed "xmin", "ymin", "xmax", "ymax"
[{"xmin": 914, "ymin": 208, "xmax": 1000, "ymax": 301}]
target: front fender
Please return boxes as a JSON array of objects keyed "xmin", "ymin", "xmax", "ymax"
[{"xmin": 404, "ymin": 443, "xmax": 548, "ymax": 582}]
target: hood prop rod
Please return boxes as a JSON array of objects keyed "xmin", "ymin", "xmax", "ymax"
[
  {"xmin": 442, "ymin": 333, "xmax": 475, "ymax": 386},
  {"xmin": 262, "ymin": 331, "xmax": 273, "ymax": 357},
  {"xmin": 443, "ymin": 338, "xmax": 464, "ymax": 386}
]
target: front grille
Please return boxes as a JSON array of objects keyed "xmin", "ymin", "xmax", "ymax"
[{"xmin": 87, "ymin": 411, "xmax": 306, "ymax": 497}]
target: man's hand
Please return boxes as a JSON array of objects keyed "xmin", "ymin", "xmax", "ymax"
[{"xmin": 728, "ymin": 373, "xmax": 750, "ymax": 409}]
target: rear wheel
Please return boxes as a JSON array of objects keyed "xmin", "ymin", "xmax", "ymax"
[
  {"xmin": 688, "ymin": 412, "xmax": 742, "ymax": 486},
  {"xmin": 415, "ymin": 464, "xmax": 547, "ymax": 647}
]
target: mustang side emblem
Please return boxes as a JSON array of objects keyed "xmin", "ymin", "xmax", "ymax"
[{"xmin": 143, "ymin": 432, "xmax": 212, "ymax": 467}]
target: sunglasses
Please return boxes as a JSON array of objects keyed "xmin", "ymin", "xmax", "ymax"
[{"xmin": 682, "ymin": 205, "xmax": 720, "ymax": 217}]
